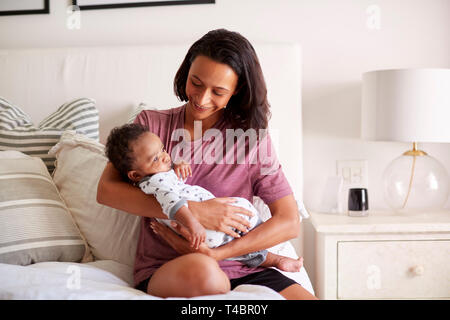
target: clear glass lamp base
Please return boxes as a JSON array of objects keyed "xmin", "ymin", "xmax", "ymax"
[{"xmin": 383, "ymin": 153, "xmax": 449, "ymax": 213}]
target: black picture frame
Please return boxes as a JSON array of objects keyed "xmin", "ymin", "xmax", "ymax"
[
  {"xmin": 0, "ymin": 0, "xmax": 49, "ymax": 16},
  {"xmin": 73, "ymin": 0, "xmax": 215, "ymax": 11}
]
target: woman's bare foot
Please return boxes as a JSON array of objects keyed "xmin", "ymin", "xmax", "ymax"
[{"xmin": 276, "ymin": 256, "xmax": 304, "ymax": 272}]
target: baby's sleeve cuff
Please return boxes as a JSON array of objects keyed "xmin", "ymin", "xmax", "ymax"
[{"xmin": 168, "ymin": 198, "xmax": 188, "ymax": 220}]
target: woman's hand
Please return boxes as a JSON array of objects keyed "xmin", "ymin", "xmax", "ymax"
[
  {"xmin": 188, "ymin": 198, "xmax": 254, "ymax": 238},
  {"xmin": 150, "ymin": 220, "xmax": 217, "ymax": 259}
]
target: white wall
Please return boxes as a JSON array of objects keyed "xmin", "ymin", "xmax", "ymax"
[{"xmin": 1, "ymin": 0, "xmax": 449, "ymax": 212}]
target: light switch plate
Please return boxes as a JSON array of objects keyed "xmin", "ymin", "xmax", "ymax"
[{"xmin": 336, "ymin": 160, "xmax": 368, "ymax": 188}]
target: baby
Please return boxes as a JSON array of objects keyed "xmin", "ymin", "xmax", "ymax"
[{"xmin": 105, "ymin": 123, "xmax": 303, "ymax": 271}]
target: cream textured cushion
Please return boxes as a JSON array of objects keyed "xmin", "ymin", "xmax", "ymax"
[
  {"xmin": 0, "ymin": 151, "xmax": 91, "ymax": 265},
  {"xmin": 126, "ymin": 102, "xmax": 157, "ymax": 124},
  {"xmin": 49, "ymin": 131, "xmax": 141, "ymax": 267}
]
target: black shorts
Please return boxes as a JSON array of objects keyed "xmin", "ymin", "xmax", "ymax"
[
  {"xmin": 230, "ymin": 268, "xmax": 298, "ymax": 292},
  {"xmin": 135, "ymin": 268, "xmax": 297, "ymax": 294}
]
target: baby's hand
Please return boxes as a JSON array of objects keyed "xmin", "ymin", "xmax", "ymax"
[
  {"xmin": 186, "ymin": 220, "xmax": 206, "ymax": 250},
  {"xmin": 174, "ymin": 161, "xmax": 192, "ymax": 180}
]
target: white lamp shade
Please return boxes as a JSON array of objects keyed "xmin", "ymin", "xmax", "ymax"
[{"xmin": 362, "ymin": 68, "xmax": 450, "ymax": 143}]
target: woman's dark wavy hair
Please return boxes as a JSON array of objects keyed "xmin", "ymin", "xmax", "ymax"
[
  {"xmin": 174, "ymin": 28, "xmax": 271, "ymax": 132},
  {"xmin": 105, "ymin": 123, "xmax": 149, "ymax": 182}
]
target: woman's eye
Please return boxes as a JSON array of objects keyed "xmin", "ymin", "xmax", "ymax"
[
  {"xmin": 213, "ymin": 91, "xmax": 224, "ymax": 96},
  {"xmin": 191, "ymin": 80, "xmax": 201, "ymax": 87},
  {"xmin": 154, "ymin": 157, "xmax": 158, "ymax": 162}
]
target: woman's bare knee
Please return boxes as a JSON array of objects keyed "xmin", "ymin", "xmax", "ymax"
[
  {"xmin": 190, "ymin": 254, "xmax": 230, "ymax": 295},
  {"xmin": 147, "ymin": 253, "xmax": 230, "ymax": 298}
]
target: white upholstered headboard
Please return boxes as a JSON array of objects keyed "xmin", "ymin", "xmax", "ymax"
[{"xmin": 0, "ymin": 43, "xmax": 303, "ymax": 204}]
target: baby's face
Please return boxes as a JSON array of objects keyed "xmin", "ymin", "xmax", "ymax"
[{"xmin": 128, "ymin": 132, "xmax": 172, "ymax": 181}]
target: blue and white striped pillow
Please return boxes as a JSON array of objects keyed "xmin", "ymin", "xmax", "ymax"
[{"xmin": 0, "ymin": 97, "xmax": 99, "ymax": 174}]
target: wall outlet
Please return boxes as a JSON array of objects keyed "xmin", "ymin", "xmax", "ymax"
[{"xmin": 336, "ymin": 159, "xmax": 368, "ymax": 188}]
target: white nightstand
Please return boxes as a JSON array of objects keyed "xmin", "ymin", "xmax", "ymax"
[{"xmin": 303, "ymin": 210, "xmax": 450, "ymax": 300}]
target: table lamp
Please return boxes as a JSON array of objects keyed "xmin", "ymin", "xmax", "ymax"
[{"xmin": 362, "ymin": 68, "xmax": 450, "ymax": 212}]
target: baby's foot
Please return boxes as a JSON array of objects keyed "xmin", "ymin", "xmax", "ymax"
[{"xmin": 276, "ymin": 256, "xmax": 304, "ymax": 272}]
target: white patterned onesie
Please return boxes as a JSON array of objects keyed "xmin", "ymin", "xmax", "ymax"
[{"xmin": 138, "ymin": 169, "xmax": 268, "ymax": 267}]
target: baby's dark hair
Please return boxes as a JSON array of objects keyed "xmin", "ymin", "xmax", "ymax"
[{"xmin": 105, "ymin": 123, "xmax": 149, "ymax": 181}]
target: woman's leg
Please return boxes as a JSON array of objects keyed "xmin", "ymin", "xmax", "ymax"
[
  {"xmin": 146, "ymin": 253, "xmax": 231, "ymax": 298},
  {"xmin": 279, "ymin": 283, "xmax": 319, "ymax": 300}
]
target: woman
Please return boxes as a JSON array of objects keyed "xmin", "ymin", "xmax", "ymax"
[{"xmin": 97, "ymin": 29, "xmax": 317, "ymax": 300}]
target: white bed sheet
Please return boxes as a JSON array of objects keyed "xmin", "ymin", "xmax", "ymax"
[
  {"xmin": 0, "ymin": 216, "xmax": 314, "ymax": 300},
  {"xmin": 0, "ymin": 259, "xmax": 314, "ymax": 300}
]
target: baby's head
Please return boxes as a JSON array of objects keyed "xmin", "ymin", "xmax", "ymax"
[{"xmin": 105, "ymin": 123, "xmax": 172, "ymax": 183}]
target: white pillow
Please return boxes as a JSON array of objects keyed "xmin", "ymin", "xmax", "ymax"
[
  {"xmin": 0, "ymin": 150, "xmax": 30, "ymax": 159},
  {"xmin": 0, "ymin": 150, "xmax": 92, "ymax": 266},
  {"xmin": 49, "ymin": 131, "xmax": 141, "ymax": 267}
]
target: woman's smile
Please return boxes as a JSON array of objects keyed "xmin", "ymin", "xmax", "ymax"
[{"xmin": 192, "ymin": 102, "xmax": 213, "ymax": 112}]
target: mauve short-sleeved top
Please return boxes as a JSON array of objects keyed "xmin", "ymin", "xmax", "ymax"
[{"xmin": 133, "ymin": 104, "xmax": 293, "ymax": 287}]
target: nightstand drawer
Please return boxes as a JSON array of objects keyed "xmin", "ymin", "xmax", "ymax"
[{"xmin": 337, "ymin": 240, "xmax": 450, "ymax": 299}]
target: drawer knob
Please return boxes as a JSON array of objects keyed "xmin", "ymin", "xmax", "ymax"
[{"xmin": 410, "ymin": 265, "xmax": 424, "ymax": 276}]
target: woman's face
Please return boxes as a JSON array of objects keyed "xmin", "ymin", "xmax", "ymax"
[{"xmin": 185, "ymin": 55, "xmax": 239, "ymax": 124}]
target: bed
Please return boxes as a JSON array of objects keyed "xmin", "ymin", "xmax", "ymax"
[{"xmin": 0, "ymin": 43, "xmax": 313, "ymax": 300}]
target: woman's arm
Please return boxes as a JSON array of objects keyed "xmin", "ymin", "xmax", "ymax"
[
  {"xmin": 152, "ymin": 194, "xmax": 300, "ymax": 261},
  {"xmin": 211, "ymin": 194, "xmax": 300, "ymax": 261},
  {"xmin": 96, "ymin": 162, "xmax": 167, "ymax": 219},
  {"xmin": 97, "ymin": 162, "xmax": 255, "ymax": 233}
]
